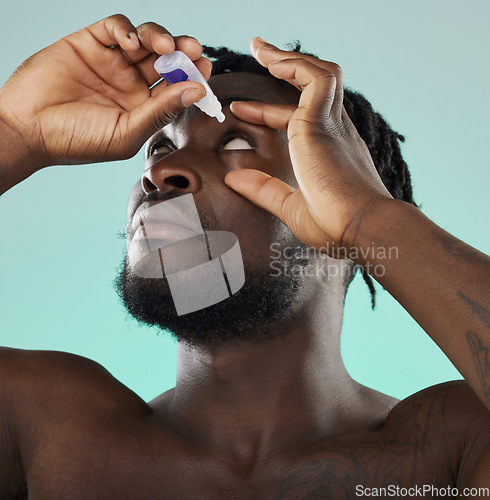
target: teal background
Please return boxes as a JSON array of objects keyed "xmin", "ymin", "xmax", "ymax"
[{"xmin": 0, "ymin": 0, "xmax": 488, "ymax": 402}]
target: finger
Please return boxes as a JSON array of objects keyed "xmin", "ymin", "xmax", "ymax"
[
  {"xmin": 250, "ymin": 38, "xmax": 343, "ymax": 119},
  {"xmin": 230, "ymin": 101, "xmax": 295, "ymax": 131},
  {"xmin": 123, "ymin": 81, "xmax": 206, "ymax": 146},
  {"xmin": 192, "ymin": 56, "xmax": 213, "ymax": 81},
  {"xmin": 268, "ymin": 59, "xmax": 338, "ymax": 122},
  {"xmin": 135, "ymin": 22, "xmax": 175, "ymax": 55},
  {"xmin": 224, "ymin": 169, "xmax": 295, "ymax": 224},
  {"xmin": 135, "ymin": 26, "xmax": 203, "ymax": 61},
  {"xmin": 106, "ymin": 22, "xmax": 175, "ymax": 68},
  {"xmin": 66, "ymin": 24, "xmax": 148, "ymax": 95},
  {"xmin": 85, "ymin": 14, "xmax": 141, "ymax": 52},
  {"xmin": 251, "ymin": 37, "xmax": 341, "ymax": 77},
  {"xmin": 110, "ymin": 26, "xmax": 202, "ymax": 68},
  {"xmin": 79, "ymin": 15, "xmax": 151, "ymax": 89},
  {"xmin": 174, "ymin": 35, "xmax": 205, "ymax": 62},
  {"xmin": 131, "ymin": 33, "xmax": 209, "ymax": 87}
]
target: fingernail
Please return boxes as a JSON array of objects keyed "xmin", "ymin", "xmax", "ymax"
[
  {"xmin": 182, "ymin": 88, "xmax": 206, "ymax": 107},
  {"xmin": 127, "ymin": 32, "xmax": 140, "ymax": 47},
  {"xmin": 256, "ymin": 36, "xmax": 267, "ymax": 43}
]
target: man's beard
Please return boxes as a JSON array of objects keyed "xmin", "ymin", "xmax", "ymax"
[{"xmin": 114, "ymin": 253, "xmax": 307, "ymax": 347}]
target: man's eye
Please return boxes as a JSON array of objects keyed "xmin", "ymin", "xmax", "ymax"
[
  {"xmin": 221, "ymin": 137, "xmax": 253, "ymax": 151},
  {"xmin": 151, "ymin": 144, "xmax": 172, "ymax": 156}
]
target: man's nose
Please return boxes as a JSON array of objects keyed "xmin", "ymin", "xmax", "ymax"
[{"xmin": 140, "ymin": 160, "xmax": 202, "ymax": 195}]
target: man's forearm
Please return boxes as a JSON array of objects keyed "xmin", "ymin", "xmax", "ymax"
[{"xmin": 351, "ymin": 199, "xmax": 490, "ymax": 409}]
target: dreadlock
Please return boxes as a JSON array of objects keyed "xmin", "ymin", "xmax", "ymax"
[{"xmin": 202, "ymin": 44, "xmax": 417, "ymax": 309}]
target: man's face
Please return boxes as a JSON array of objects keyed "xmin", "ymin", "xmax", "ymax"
[{"xmin": 116, "ymin": 73, "xmax": 312, "ymax": 346}]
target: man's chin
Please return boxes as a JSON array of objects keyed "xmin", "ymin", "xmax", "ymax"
[{"xmin": 114, "ymin": 258, "xmax": 304, "ymax": 347}]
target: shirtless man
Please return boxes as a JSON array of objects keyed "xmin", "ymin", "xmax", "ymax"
[{"xmin": 0, "ymin": 14, "xmax": 489, "ymax": 499}]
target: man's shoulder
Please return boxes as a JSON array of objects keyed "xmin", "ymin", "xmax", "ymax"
[
  {"xmin": 384, "ymin": 380, "xmax": 490, "ymax": 486},
  {"xmin": 0, "ymin": 347, "xmax": 112, "ymax": 390},
  {"xmin": 387, "ymin": 380, "xmax": 489, "ymax": 427},
  {"xmin": 0, "ymin": 347, "xmax": 150, "ymax": 421},
  {"xmin": 0, "ymin": 348, "xmax": 151, "ymax": 498},
  {"xmin": 0, "ymin": 345, "xmax": 108, "ymax": 380},
  {"xmin": 260, "ymin": 382, "xmax": 489, "ymax": 496}
]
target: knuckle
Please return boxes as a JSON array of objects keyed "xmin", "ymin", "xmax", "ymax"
[
  {"xmin": 139, "ymin": 21, "xmax": 157, "ymax": 29},
  {"xmin": 153, "ymin": 110, "xmax": 178, "ymax": 129},
  {"xmin": 108, "ymin": 13, "xmax": 132, "ymax": 24},
  {"xmin": 176, "ymin": 35, "xmax": 202, "ymax": 48},
  {"xmin": 153, "ymin": 116, "xmax": 166, "ymax": 130},
  {"xmin": 177, "ymin": 34, "xmax": 198, "ymax": 42},
  {"xmin": 165, "ymin": 110, "xmax": 179, "ymax": 121},
  {"xmin": 291, "ymin": 57, "xmax": 311, "ymax": 67},
  {"xmin": 136, "ymin": 23, "xmax": 150, "ymax": 34},
  {"xmin": 328, "ymin": 62, "xmax": 343, "ymax": 76},
  {"xmin": 136, "ymin": 22, "xmax": 153, "ymax": 36},
  {"xmin": 137, "ymin": 22, "xmax": 168, "ymax": 35},
  {"xmin": 318, "ymin": 73, "xmax": 337, "ymax": 84},
  {"xmin": 293, "ymin": 58, "xmax": 338, "ymax": 78}
]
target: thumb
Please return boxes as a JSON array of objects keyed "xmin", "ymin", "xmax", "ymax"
[
  {"xmin": 124, "ymin": 82, "xmax": 206, "ymax": 148},
  {"xmin": 225, "ymin": 169, "xmax": 295, "ymax": 224}
]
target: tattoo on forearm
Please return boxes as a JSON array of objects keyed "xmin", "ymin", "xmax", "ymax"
[
  {"xmin": 442, "ymin": 237, "xmax": 484, "ymax": 264},
  {"xmin": 458, "ymin": 293, "xmax": 490, "ymax": 329},
  {"xmin": 458, "ymin": 293, "xmax": 490, "ymax": 400},
  {"xmin": 466, "ymin": 331, "xmax": 490, "ymax": 401}
]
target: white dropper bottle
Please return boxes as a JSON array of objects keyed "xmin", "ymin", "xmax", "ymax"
[{"xmin": 154, "ymin": 51, "xmax": 225, "ymax": 123}]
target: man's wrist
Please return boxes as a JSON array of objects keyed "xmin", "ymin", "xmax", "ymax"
[
  {"xmin": 341, "ymin": 198, "xmax": 418, "ymax": 271},
  {"xmin": 0, "ymin": 106, "xmax": 45, "ymax": 194}
]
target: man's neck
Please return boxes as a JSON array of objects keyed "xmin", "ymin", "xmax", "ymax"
[{"xmin": 151, "ymin": 291, "xmax": 385, "ymax": 464}]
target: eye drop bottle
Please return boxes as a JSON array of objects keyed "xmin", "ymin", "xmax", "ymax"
[{"xmin": 154, "ymin": 51, "xmax": 225, "ymax": 123}]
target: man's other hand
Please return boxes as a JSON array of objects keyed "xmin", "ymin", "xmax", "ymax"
[{"xmin": 225, "ymin": 38, "xmax": 393, "ymax": 256}]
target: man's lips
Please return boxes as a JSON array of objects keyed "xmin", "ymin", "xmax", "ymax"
[
  {"xmin": 128, "ymin": 195, "xmax": 208, "ymax": 247},
  {"xmin": 132, "ymin": 221, "xmax": 202, "ymax": 245}
]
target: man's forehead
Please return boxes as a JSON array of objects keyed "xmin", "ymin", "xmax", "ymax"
[
  {"xmin": 146, "ymin": 72, "xmax": 298, "ymax": 145},
  {"xmin": 208, "ymin": 72, "xmax": 297, "ymax": 103}
]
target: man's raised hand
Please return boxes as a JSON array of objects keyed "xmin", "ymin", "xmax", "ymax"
[
  {"xmin": 225, "ymin": 38, "xmax": 394, "ymax": 255},
  {"xmin": 0, "ymin": 14, "xmax": 210, "ymax": 188}
]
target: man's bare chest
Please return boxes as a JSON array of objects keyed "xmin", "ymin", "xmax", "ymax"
[{"xmin": 23, "ymin": 429, "xmax": 453, "ymax": 500}]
